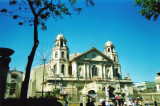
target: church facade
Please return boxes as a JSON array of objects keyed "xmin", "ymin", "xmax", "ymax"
[{"xmin": 28, "ymin": 34, "xmax": 133, "ymax": 102}]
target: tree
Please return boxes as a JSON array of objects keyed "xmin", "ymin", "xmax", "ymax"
[
  {"xmin": 0, "ymin": 0, "xmax": 94, "ymax": 99},
  {"xmin": 135, "ymin": 0, "xmax": 160, "ymax": 21}
]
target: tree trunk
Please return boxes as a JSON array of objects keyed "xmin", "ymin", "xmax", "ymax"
[{"xmin": 20, "ymin": 16, "xmax": 39, "ymax": 99}]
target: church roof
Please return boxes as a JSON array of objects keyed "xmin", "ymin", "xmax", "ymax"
[
  {"xmin": 71, "ymin": 47, "xmax": 113, "ymax": 62},
  {"xmin": 69, "ymin": 53, "xmax": 82, "ymax": 60}
]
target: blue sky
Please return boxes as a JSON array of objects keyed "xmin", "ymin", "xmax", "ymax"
[{"xmin": 0, "ymin": 0, "xmax": 160, "ymax": 83}]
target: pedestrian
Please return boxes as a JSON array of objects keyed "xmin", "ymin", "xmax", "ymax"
[
  {"xmin": 65, "ymin": 101, "xmax": 68, "ymax": 106},
  {"xmin": 124, "ymin": 100, "xmax": 127, "ymax": 106},
  {"xmin": 115, "ymin": 100, "xmax": 119, "ymax": 106},
  {"xmin": 132, "ymin": 100, "xmax": 135, "ymax": 106},
  {"xmin": 105, "ymin": 100, "xmax": 109, "ymax": 106},
  {"xmin": 138, "ymin": 101, "xmax": 142, "ymax": 106},
  {"xmin": 146, "ymin": 100, "xmax": 149, "ymax": 106},
  {"xmin": 91, "ymin": 100, "xmax": 95, "ymax": 106},
  {"xmin": 110, "ymin": 101, "xmax": 113, "ymax": 106},
  {"xmin": 102, "ymin": 101, "xmax": 105, "ymax": 106},
  {"xmin": 128, "ymin": 100, "xmax": 132, "ymax": 106},
  {"xmin": 135, "ymin": 99, "xmax": 139, "ymax": 106},
  {"xmin": 154, "ymin": 100, "xmax": 157, "ymax": 106},
  {"xmin": 120, "ymin": 100, "xmax": 123, "ymax": 106},
  {"xmin": 80, "ymin": 103, "xmax": 83, "ymax": 106},
  {"xmin": 87, "ymin": 98, "xmax": 91, "ymax": 106}
]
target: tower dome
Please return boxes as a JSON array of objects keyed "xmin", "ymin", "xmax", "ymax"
[
  {"xmin": 56, "ymin": 33, "xmax": 66, "ymax": 40},
  {"xmin": 105, "ymin": 41, "xmax": 114, "ymax": 47}
]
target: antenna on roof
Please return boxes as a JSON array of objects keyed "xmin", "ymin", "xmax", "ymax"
[{"xmin": 14, "ymin": 67, "xmax": 16, "ymax": 71}]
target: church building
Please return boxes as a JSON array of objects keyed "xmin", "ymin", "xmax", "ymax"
[{"xmin": 28, "ymin": 33, "xmax": 133, "ymax": 102}]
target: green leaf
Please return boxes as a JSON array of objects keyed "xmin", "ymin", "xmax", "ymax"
[
  {"xmin": 13, "ymin": 15, "xmax": 18, "ymax": 19},
  {"xmin": 41, "ymin": 23, "xmax": 47, "ymax": 31},
  {"xmin": 9, "ymin": 0, "xmax": 17, "ymax": 5},
  {"xmin": 49, "ymin": 5, "xmax": 56, "ymax": 11},
  {"xmin": 40, "ymin": 14, "xmax": 47, "ymax": 19},
  {"xmin": 75, "ymin": 8, "xmax": 82, "ymax": 12},
  {"xmin": 0, "ymin": 9, "xmax": 7, "ymax": 13},
  {"xmin": 54, "ymin": 10, "xmax": 61, "ymax": 16},
  {"xmin": 18, "ymin": 22, "xmax": 23, "ymax": 25},
  {"xmin": 35, "ymin": 1, "xmax": 41, "ymax": 7}
]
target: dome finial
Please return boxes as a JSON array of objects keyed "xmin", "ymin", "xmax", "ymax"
[
  {"xmin": 91, "ymin": 43, "xmax": 94, "ymax": 47},
  {"xmin": 60, "ymin": 30, "xmax": 62, "ymax": 34}
]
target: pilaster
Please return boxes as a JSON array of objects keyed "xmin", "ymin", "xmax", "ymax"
[
  {"xmin": 104, "ymin": 65, "xmax": 106, "ymax": 79},
  {"xmin": 84, "ymin": 63, "xmax": 86, "ymax": 79},
  {"xmin": 100, "ymin": 63, "xmax": 103, "ymax": 78},
  {"xmin": 111, "ymin": 65, "xmax": 114, "ymax": 79}
]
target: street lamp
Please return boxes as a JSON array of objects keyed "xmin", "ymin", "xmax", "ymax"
[
  {"xmin": 52, "ymin": 66, "xmax": 57, "ymax": 98},
  {"xmin": 42, "ymin": 58, "xmax": 46, "ymax": 98},
  {"xmin": 54, "ymin": 69, "xmax": 56, "ymax": 89}
]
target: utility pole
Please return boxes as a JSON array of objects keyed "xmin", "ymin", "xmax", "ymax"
[
  {"xmin": 55, "ymin": 70, "xmax": 56, "ymax": 89},
  {"xmin": 54, "ymin": 66, "xmax": 56, "ymax": 98}
]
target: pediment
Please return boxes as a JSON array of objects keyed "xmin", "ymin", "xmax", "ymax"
[{"xmin": 71, "ymin": 47, "xmax": 113, "ymax": 63}]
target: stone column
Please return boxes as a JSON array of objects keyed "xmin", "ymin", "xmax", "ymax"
[
  {"xmin": 76, "ymin": 62, "xmax": 79, "ymax": 80},
  {"xmin": 111, "ymin": 65, "xmax": 114, "ymax": 79},
  {"xmin": 83, "ymin": 94, "xmax": 87, "ymax": 106},
  {"xmin": 58, "ymin": 63, "xmax": 61, "ymax": 74},
  {"xmin": 89, "ymin": 64, "xmax": 91, "ymax": 79},
  {"xmin": 100, "ymin": 63, "xmax": 103, "ymax": 78},
  {"xmin": 66, "ymin": 61, "xmax": 69, "ymax": 77},
  {"xmin": 0, "ymin": 48, "xmax": 14, "ymax": 99},
  {"xmin": 73, "ymin": 62, "xmax": 77, "ymax": 77},
  {"xmin": 87, "ymin": 63, "xmax": 90, "ymax": 79},
  {"xmin": 102, "ymin": 64, "xmax": 104, "ymax": 79},
  {"xmin": 104, "ymin": 65, "xmax": 106, "ymax": 79},
  {"xmin": 84, "ymin": 63, "xmax": 86, "ymax": 79}
]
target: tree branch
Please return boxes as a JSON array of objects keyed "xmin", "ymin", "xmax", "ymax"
[
  {"xmin": 37, "ymin": 1, "xmax": 52, "ymax": 16},
  {"xmin": 27, "ymin": 0, "xmax": 37, "ymax": 16}
]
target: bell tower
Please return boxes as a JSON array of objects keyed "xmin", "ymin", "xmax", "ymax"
[
  {"xmin": 104, "ymin": 41, "xmax": 118, "ymax": 63},
  {"xmin": 51, "ymin": 33, "xmax": 70, "ymax": 77},
  {"xmin": 104, "ymin": 41, "xmax": 122, "ymax": 79}
]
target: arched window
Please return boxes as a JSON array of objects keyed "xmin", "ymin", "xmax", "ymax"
[
  {"xmin": 78, "ymin": 67, "xmax": 83, "ymax": 77},
  {"xmin": 61, "ymin": 64, "xmax": 65, "ymax": 74},
  {"xmin": 67, "ymin": 53, "xmax": 69, "ymax": 59},
  {"xmin": 60, "ymin": 41, "xmax": 63, "ymax": 47},
  {"xmin": 55, "ymin": 52, "xmax": 58, "ymax": 58},
  {"xmin": 92, "ymin": 65, "xmax": 98, "ymax": 76},
  {"xmin": 115, "ymin": 68, "xmax": 120, "ymax": 78},
  {"xmin": 57, "ymin": 42, "xmax": 59, "ymax": 46},
  {"xmin": 69, "ymin": 65, "xmax": 72, "ymax": 75},
  {"xmin": 10, "ymin": 80, "xmax": 16, "ymax": 95},
  {"xmin": 106, "ymin": 69, "xmax": 110, "ymax": 78},
  {"xmin": 108, "ymin": 48, "xmax": 110, "ymax": 52},
  {"xmin": 61, "ymin": 52, "xmax": 64, "ymax": 58},
  {"xmin": 54, "ymin": 65, "xmax": 57, "ymax": 74},
  {"xmin": 114, "ymin": 57, "xmax": 116, "ymax": 62},
  {"xmin": 88, "ymin": 90, "xmax": 96, "ymax": 94}
]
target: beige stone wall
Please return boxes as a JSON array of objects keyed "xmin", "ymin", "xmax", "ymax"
[
  {"xmin": 28, "ymin": 64, "xmax": 50, "ymax": 97},
  {"xmin": 6, "ymin": 70, "xmax": 23, "ymax": 98},
  {"xmin": 140, "ymin": 93, "xmax": 160, "ymax": 105}
]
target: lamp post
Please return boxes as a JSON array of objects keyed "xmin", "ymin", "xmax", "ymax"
[
  {"xmin": 52, "ymin": 66, "xmax": 56, "ymax": 98},
  {"xmin": 54, "ymin": 70, "xmax": 56, "ymax": 89},
  {"xmin": 42, "ymin": 58, "xmax": 46, "ymax": 98}
]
